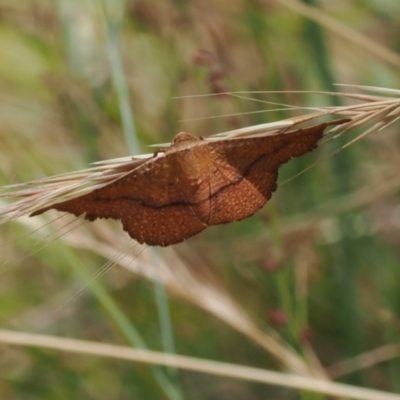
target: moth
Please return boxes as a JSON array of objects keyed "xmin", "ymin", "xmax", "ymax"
[{"xmin": 30, "ymin": 119, "xmax": 345, "ymax": 246}]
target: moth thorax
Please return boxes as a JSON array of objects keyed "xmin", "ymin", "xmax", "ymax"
[{"xmin": 174, "ymin": 146, "xmax": 210, "ymax": 185}]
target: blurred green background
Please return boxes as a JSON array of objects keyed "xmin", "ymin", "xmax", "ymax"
[{"xmin": 1, "ymin": 0, "xmax": 400, "ymax": 399}]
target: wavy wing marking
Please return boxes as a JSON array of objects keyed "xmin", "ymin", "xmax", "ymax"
[
  {"xmin": 205, "ymin": 123, "xmax": 329, "ymax": 224},
  {"xmin": 35, "ymin": 155, "xmax": 206, "ymax": 246}
]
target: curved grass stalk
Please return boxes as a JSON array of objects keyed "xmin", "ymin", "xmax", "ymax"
[{"xmin": 0, "ymin": 329, "xmax": 399, "ymax": 400}]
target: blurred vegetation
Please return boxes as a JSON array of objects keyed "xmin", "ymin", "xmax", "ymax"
[{"xmin": 1, "ymin": 0, "xmax": 400, "ymax": 399}]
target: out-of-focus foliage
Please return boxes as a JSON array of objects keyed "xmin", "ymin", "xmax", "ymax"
[{"xmin": 1, "ymin": 0, "xmax": 400, "ymax": 399}]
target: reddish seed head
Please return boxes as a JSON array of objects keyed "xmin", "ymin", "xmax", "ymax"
[
  {"xmin": 261, "ymin": 257, "xmax": 281, "ymax": 272},
  {"xmin": 269, "ymin": 309, "xmax": 287, "ymax": 327},
  {"xmin": 208, "ymin": 66, "xmax": 225, "ymax": 82},
  {"xmin": 192, "ymin": 49, "xmax": 215, "ymax": 65},
  {"xmin": 211, "ymin": 81, "xmax": 229, "ymax": 97},
  {"xmin": 299, "ymin": 327, "xmax": 313, "ymax": 344}
]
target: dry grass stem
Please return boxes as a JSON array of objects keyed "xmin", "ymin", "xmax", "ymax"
[
  {"xmin": 1, "ymin": 89, "xmax": 399, "ymax": 223},
  {"xmin": 0, "ymin": 329, "xmax": 399, "ymax": 400},
  {"xmin": 7, "ymin": 211, "xmax": 317, "ymax": 377},
  {"xmin": 327, "ymin": 344, "xmax": 400, "ymax": 379},
  {"xmin": 275, "ymin": 0, "xmax": 400, "ymax": 68}
]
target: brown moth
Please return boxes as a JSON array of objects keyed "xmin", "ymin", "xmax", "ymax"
[{"xmin": 32, "ymin": 120, "xmax": 345, "ymax": 246}]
